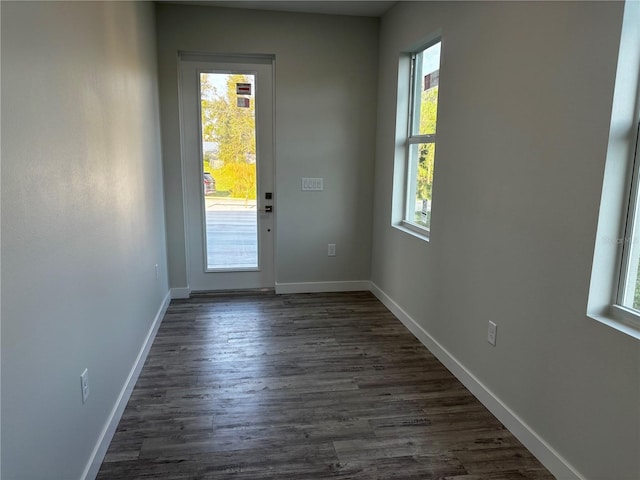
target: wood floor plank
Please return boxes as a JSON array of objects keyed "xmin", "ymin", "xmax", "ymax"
[{"xmin": 97, "ymin": 291, "xmax": 554, "ymax": 479}]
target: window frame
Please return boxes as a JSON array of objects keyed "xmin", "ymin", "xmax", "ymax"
[
  {"xmin": 400, "ymin": 39, "xmax": 442, "ymax": 238},
  {"xmin": 613, "ymin": 120, "xmax": 640, "ymax": 323},
  {"xmin": 589, "ymin": 106, "xmax": 640, "ymax": 340},
  {"xmin": 584, "ymin": 0, "xmax": 640, "ymax": 340}
]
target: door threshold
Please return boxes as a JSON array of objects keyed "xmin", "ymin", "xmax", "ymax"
[{"xmin": 189, "ymin": 288, "xmax": 275, "ymax": 298}]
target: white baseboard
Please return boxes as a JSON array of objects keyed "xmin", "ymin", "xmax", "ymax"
[
  {"xmin": 81, "ymin": 290, "xmax": 171, "ymax": 480},
  {"xmin": 275, "ymin": 280, "xmax": 371, "ymax": 294},
  {"xmin": 170, "ymin": 286, "xmax": 191, "ymax": 299},
  {"xmin": 369, "ymin": 282, "xmax": 584, "ymax": 480}
]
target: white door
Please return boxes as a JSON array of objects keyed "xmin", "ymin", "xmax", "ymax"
[{"xmin": 179, "ymin": 55, "xmax": 275, "ymax": 291}]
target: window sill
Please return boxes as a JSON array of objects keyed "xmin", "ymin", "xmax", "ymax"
[
  {"xmin": 588, "ymin": 305, "xmax": 640, "ymax": 341},
  {"xmin": 394, "ymin": 221, "xmax": 431, "ymax": 242}
]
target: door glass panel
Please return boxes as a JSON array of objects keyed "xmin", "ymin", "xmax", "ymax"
[{"xmin": 200, "ymin": 72, "xmax": 258, "ymax": 270}]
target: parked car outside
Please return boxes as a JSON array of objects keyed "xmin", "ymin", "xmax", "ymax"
[{"xmin": 203, "ymin": 172, "xmax": 216, "ymax": 195}]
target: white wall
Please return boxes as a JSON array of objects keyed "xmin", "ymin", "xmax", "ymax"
[
  {"xmin": 3, "ymin": 2, "xmax": 636, "ymax": 479},
  {"xmin": 155, "ymin": 4, "xmax": 378, "ymax": 292},
  {"xmin": 1, "ymin": 2, "xmax": 169, "ymax": 479},
  {"xmin": 372, "ymin": 1, "xmax": 639, "ymax": 479}
]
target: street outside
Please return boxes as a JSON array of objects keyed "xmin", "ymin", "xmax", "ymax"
[{"xmin": 204, "ymin": 197, "xmax": 258, "ymax": 269}]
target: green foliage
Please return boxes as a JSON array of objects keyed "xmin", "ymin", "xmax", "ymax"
[
  {"xmin": 203, "ymin": 152, "xmax": 215, "ymax": 176},
  {"xmin": 419, "ymin": 86, "xmax": 438, "ymax": 136},
  {"xmin": 214, "ymin": 163, "xmax": 256, "ymax": 201},
  {"xmin": 202, "ymin": 161, "xmax": 257, "ymax": 201},
  {"xmin": 200, "ymin": 75, "xmax": 218, "ymax": 143},
  {"xmin": 416, "ymin": 86, "xmax": 438, "ymax": 203},
  {"xmin": 417, "ymin": 143, "xmax": 435, "ymax": 201}
]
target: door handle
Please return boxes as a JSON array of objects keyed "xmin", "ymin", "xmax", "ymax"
[{"xmin": 258, "ymin": 205, "xmax": 273, "ymax": 213}]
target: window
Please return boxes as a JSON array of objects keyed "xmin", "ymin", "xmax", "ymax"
[
  {"xmin": 616, "ymin": 122, "xmax": 640, "ymax": 314},
  {"xmin": 584, "ymin": 1, "xmax": 639, "ymax": 338},
  {"xmin": 402, "ymin": 40, "xmax": 441, "ymax": 235}
]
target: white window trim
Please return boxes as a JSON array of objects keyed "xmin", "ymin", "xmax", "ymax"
[
  {"xmin": 400, "ymin": 219, "xmax": 430, "ymax": 238},
  {"xmin": 589, "ymin": 118, "xmax": 640, "ymax": 341},
  {"xmin": 615, "ymin": 121, "xmax": 640, "ymax": 307},
  {"xmin": 606, "ymin": 305, "xmax": 640, "ymax": 340},
  {"xmin": 586, "ymin": 0, "xmax": 640, "ymax": 341},
  {"xmin": 607, "ymin": 121, "xmax": 640, "ymax": 338}
]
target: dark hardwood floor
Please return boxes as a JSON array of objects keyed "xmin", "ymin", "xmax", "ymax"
[{"xmin": 97, "ymin": 291, "xmax": 554, "ymax": 479}]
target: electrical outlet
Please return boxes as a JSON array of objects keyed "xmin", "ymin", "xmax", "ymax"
[
  {"xmin": 487, "ymin": 321, "xmax": 497, "ymax": 346},
  {"xmin": 328, "ymin": 244, "xmax": 336, "ymax": 256},
  {"xmin": 155, "ymin": 264, "xmax": 159, "ymax": 280},
  {"xmin": 80, "ymin": 368, "xmax": 90, "ymax": 404}
]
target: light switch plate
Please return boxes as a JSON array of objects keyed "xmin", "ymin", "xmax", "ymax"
[{"xmin": 302, "ymin": 178, "xmax": 323, "ymax": 191}]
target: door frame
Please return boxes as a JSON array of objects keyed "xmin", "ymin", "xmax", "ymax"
[{"xmin": 178, "ymin": 52, "xmax": 277, "ymax": 292}]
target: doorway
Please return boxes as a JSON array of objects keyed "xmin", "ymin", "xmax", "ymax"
[{"xmin": 179, "ymin": 55, "xmax": 275, "ymax": 291}]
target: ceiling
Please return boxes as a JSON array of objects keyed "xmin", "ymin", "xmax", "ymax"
[{"xmin": 162, "ymin": 1, "xmax": 398, "ymax": 17}]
